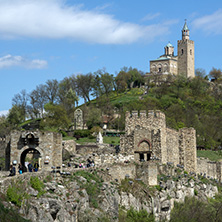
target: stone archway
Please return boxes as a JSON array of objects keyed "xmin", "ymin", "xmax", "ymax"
[
  {"xmin": 20, "ymin": 148, "xmax": 41, "ymax": 170},
  {"xmin": 134, "ymin": 139, "xmax": 152, "ymax": 162},
  {"xmin": 9, "ymin": 130, "xmax": 62, "ymax": 171}
]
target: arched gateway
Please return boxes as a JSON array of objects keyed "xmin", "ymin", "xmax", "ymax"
[
  {"xmin": 134, "ymin": 139, "xmax": 152, "ymax": 162},
  {"xmin": 6, "ymin": 130, "xmax": 62, "ymax": 171}
]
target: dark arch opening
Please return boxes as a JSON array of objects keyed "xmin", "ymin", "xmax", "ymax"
[
  {"xmin": 136, "ymin": 139, "xmax": 152, "ymax": 162},
  {"xmin": 20, "ymin": 148, "xmax": 41, "ymax": 170}
]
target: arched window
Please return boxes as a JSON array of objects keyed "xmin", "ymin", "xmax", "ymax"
[
  {"xmin": 158, "ymin": 64, "xmax": 162, "ymax": 73},
  {"xmin": 152, "ymin": 64, "xmax": 156, "ymax": 72}
]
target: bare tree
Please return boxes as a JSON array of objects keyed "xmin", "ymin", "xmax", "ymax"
[{"xmin": 45, "ymin": 79, "xmax": 59, "ymax": 104}]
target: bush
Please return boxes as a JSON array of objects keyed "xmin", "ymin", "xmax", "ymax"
[
  {"xmin": 30, "ymin": 176, "xmax": 45, "ymax": 197},
  {"xmin": 6, "ymin": 182, "xmax": 29, "ymax": 207},
  {"xmin": 170, "ymin": 197, "xmax": 214, "ymax": 222},
  {"xmin": 194, "ymin": 189, "xmax": 198, "ymax": 196},
  {"xmin": 73, "ymin": 130, "xmax": 91, "ymax": 138},
  {"xmin": 72, "ymin": 171, "xmax": 103, "ymax": 208},
  {"xmin": 60, "ymin": 130, "xmax": 67, "ymax": 137},
  {"xmin": 126, "ymin": 207, "xmax": 155, "ymax": 222}
]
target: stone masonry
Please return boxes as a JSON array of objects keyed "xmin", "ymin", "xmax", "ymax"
[
  {"xmin": 6, "ymin": 130, "xmax": 62, "ymax": 171},
  {"xmin": 120, "ymin": 110, "xmax": 197, "ymax": 173}
]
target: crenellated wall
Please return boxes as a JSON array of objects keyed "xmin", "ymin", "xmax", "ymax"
[{"xmin": 120, "ymin": 110, "xmax": 197, "ymax": 173}]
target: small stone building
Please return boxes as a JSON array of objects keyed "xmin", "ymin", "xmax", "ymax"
[
  {"xmin": 120, "ymin": 110, "xmax": 197, "ymax": 173},
  {"xmin": 5, "ymin": 130, "xmax": 62, "ymax": 171}
]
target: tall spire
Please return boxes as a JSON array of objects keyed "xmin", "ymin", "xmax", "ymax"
[{"xmin": 182, "ymin": 19, "xmax": 190, "ymax": 40}]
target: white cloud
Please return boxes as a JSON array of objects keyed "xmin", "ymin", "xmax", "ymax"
[
  {"xmin": 192, "ymin": 9, "xmax": 222, "ymax": 35},
  {"xmin": 0, "ymin": 0, "xmax": 174, "ymax": 44},
  {"xmin": 0, "ymin": 110, "xmax": 8, "ymax": 116},
  {"xmin": 0, "ymin": 54, "xmax": 47, "ymax": 69},
  {"xmin": 142, "ymin": 13, "xmax": 160, "ymax": 21}
]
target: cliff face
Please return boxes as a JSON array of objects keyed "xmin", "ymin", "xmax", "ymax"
[{"xmin": 0, "ymin": 168, "xmax": 219, "ymax": 222}]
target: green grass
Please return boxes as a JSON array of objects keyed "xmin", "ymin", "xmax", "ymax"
[
  {"xmin": 89, "ymin": 88, "xmax": 144, "ymax": 107},
  {"xmin": 75, "ymin": 137, "xmax": 96, "ymax": 144},
  {"xmin": 103, "ymin": 136, "xmax": 120, "ymax": 145},
  {"xmin": 62, "ymin": 136, "xmax": 76, "ymax": 141},
  {"xmin": 69, "ymin": 136, "xmax": 120, "ymax": 145},
  {"xmin": 197, "ymin": 150, "xmax": 222, "ymax": 162}
]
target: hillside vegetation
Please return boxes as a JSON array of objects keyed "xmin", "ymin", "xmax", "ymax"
[{"xmin": 0, "ymin": 67, "xmax": 221, "ymax": 150}]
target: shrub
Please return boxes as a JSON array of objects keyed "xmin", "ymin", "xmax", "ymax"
[
  {"xmin": 30, "ymin": 176, "xmax": 45, "ymax": 197},
  {"xmin": 73, "ymin": 130, "xmax": 91, "ymax": 138},
  {"xmin": 126, "ymin": 207, "xmax": 155, "ymax": 222},
  {"xmin": 6, "ymin": 182, "xmax": 29, "ymax": 207},
  {"xmin": 60, "ymin": 130, "xmax": 67, "ymax": 137},
  {"xmin": 72, "ymin": 171, "xmax": 103, "ymax": 208},
  {"xmin": 194, "ymin": 189, "xmax": 198, "ymax": 196}
]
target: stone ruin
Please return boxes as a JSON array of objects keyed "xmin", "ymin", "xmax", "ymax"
[
  {"xmin": 1, "ymin": 109, "xmax": 221, "ymax": 186},
  {"xmin": 120, "ymin": 110, "xmax": 197, "ymax": 173},
  {"xmin": 74, "ymin": 108, "xmax": 84, "ymax": 130},
  {"xmin": 5, "ymin": 130, "xmax": 62, "ymax": 171}
]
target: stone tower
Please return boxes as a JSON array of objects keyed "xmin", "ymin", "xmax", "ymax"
[{"xmin": 177, "ymin": 20, "xmax": 195, "ymax": 78}]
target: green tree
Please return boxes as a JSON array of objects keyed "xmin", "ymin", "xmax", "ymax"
[
  {"xmin": 45, "ymin": 79, "xmax": 59, "ymax": 104},
  {"xmin": 12, "ymin": 90, "xmax": 28, "ymax": 121},
  {"xmin": 58, "ymin": 77, "xmax": 79, "ymax": 116},
  {"xmin": 86, "ymin": 107, "xmax": 102, "ymax": 129},
  {"xmin": 209, "ymin": 67, "xmax": 222, "ymax": 81},
  {"xmin": 7, "ymin": 105, "xmax": 25, "ymax": 127},
  {"xmin": 29, "ymin": 84, "xmax": 47, "ymax": 118},
  {"xmin": 74, "ymin": 73, "xmax": 93, "ymax": 103},
  {"xmin": 41, "ymin": 103, "xmax": 70, "ymax": 130},
  {"xmin": 170, "ymin": 197, "xmax": 221, "ymax": 222},
  {"xmin": 195, "ymin": 68, "xmax": 206, "ymax": 78},
  {"xmin": 115, "ymin": 70, "xmax": 131, "ymax": 92}
]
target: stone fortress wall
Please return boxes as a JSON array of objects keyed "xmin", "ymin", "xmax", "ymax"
[
  {"xmin": 196, "ymin": 158, "xmax": 222, "ymax": 181},
  {"xmin": 6, "ymin": 130, "xmax": 62, "ymax": 171},
  {"xmin": 120, "ymin": 110, "xmax": 196, "ymax": 173},
  {"xmin": 1, "ymin": 109, "xmax": 222, "ymax": 185}
]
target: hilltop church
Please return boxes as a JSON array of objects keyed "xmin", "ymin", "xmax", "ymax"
[{"xmin": 148, "ymin": 21, "xmax": 195, "ymax": 78}]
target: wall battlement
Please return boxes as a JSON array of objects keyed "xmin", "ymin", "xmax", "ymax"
[
  {"xmin": 125, "ymin": 110, "xmax": 166, "ymax": 135},
  {"xmin": 126, "ymin": 110, "xmax": 165, "ymax": 119},
  {"xmin": 121, "ymin": 110, "xmax": 197, "ymax": 173}
]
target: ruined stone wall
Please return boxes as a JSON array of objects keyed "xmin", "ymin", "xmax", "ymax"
[
  {"xmin": 179, "ymin": 128, "xmax": 196, "ymax": 173},
  {"xmin": 9, "ymin": 130, "xmax": 62, "ymax": 171},
  {"xmin": 197, "ymin": 158, "xmax": 222, "ymax": 181},
  {"xmin": 136, "ymin": 162, "xmax": 158, "ymax": 186},
  {"xmin": 94, "ymin": 153, "xmax": 134, "ymax": 165},
  {"xmin": 120, "ymin": 133, "xmax": 134, "ymax": 154},
  {"xmin": 0, "ymin": 139, "xmax": 6, "ymax": 158},
  {"xmin": 62, "ymin": 140, "xmax": 76, "ymax": 156},
  {"xmin": 52, "ymin": 133, "xmax": 62, "ymax": 168},
  {"xmin": 121, "ymin": 110, "xmax": 196, "ymax": 173},
  {"xmin": 166, "ymin": 128, "xmax": 179, "ymax": 165},
  {"xmin": 108, "ymin": 163, "xmax": 136, "ymax": 181},
  {"xmin": 122, "ymin": 110, "xmax": 167, "ymax": 163}
]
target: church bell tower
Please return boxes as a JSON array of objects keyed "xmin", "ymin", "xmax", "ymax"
[{"xmin": 177, "ymin": 20, "xmax": 195, "ymax": 78}]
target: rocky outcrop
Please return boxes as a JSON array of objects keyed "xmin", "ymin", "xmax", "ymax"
[{"xmin": 0, "ymin": 169, "xmax": 219, "ymax": 222}]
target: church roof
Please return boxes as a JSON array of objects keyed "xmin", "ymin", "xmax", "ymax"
[
  {"xmin": 150, "ymin": 56, "xmax": 177, "ymax": 62},
  {"xmin": 182, "ymin": 20, "xmax": 189, "ymax": 31}
]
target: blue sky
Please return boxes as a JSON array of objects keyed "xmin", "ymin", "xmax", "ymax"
[{"xmin": 0, "ymin": 0, "xmax": 222, "ymax": 115}]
